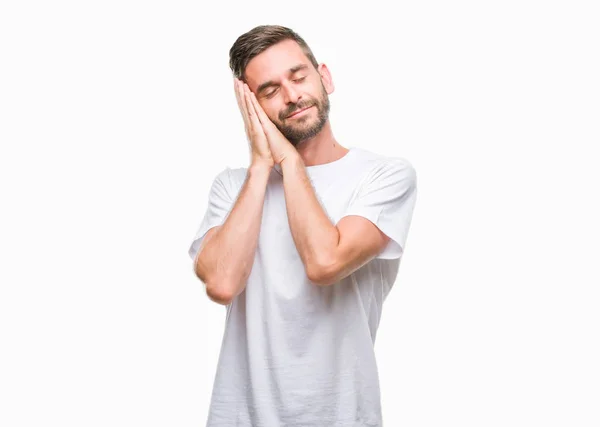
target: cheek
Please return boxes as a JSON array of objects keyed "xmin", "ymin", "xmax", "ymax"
[
  {"xmin": 265, "ymin": 108, "xmax": 279, "ymax": 122},
  {"xmin": 255, "ymin": 99, "xmax": 274, "ymax": 120},
  {"xmin": 262, "ymin": 102, "xmax": 283, "ymax": 122}
]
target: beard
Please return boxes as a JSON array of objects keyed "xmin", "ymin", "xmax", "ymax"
[{"xmin": 274, "ymin": 83, "xmax": 330, "ymax": 147}]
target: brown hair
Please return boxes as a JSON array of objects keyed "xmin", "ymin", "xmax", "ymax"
[{"xmin": 229, "ymin": 25, "xmax": 319, "ymax": 81}]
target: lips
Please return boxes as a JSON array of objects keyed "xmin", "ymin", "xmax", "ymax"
[{"xmin": 287, "ymin": 105, "xmax": 313, "ymax": 118}]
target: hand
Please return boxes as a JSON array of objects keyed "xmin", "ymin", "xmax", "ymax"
[
  {"xmin": 234, "ymin": 78, "xmax": 274, "ymax": 170},
  {"xmin": 244, "ymin": 84, "xmax": 298, "ymax": 166}
]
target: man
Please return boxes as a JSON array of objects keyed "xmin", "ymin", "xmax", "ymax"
[{"xmin": 188, "ymin": 25, "xmax": 417, "ymax": 427}]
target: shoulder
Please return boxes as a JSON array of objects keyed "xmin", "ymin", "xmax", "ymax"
[
  {"xmin": 212, "ymin": 166, "xmax": 249, "ymax": 196},
  {"xmin": 351, "ymin": 148, "xmax": 416, "ymax": 184},
  {"xmin": 226, "ymin": 166, "xmax": 248, "ymax": 184}
]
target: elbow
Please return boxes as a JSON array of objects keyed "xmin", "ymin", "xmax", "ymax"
[
  {"xmin": 206, "ymin": 286, "xmax": 234, "ymax": 306},
  {"xmin": 205, "ymin": 278, "xmax": 237, "ymax": 305},
  {"xmin": 306, "ymin": 262, "xmax": 336, "ymax": 287},
  {"xmin": 193, "ymin": 258, "xmax": 235, "ymax": 305}
]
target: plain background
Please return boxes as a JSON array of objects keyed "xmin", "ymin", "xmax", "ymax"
[{"xmin": 1, "ymin": 0, "xmax": 598, "ymax": 426}]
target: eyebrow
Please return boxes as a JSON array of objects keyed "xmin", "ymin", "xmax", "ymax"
[{"xmin": 256, "ymin": 64, "xmax": 310, "ymax": 95}]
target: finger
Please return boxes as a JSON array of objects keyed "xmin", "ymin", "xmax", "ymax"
[
  {"xmin": 248, "ymin": 90, "xmax": 275, "ymax": 132},
  {"xmin": 244, "ymin": 84, "xmax": 263, "ymax": 132},
  {"xmin": 234, "ymin": 79, "xmax": 250, "ymax": 131},
  {"xmin": 234, "ymin": 79, "xmax": 247, "ymax": 122}
]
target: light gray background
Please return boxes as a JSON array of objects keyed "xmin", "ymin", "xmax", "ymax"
[{"xmin": 1, "ymin": 0, "xmax": 598, "ymax": 425}]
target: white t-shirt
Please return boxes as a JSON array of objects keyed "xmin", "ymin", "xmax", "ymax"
[{"xmin": 188, "ymin": 146, "xmax": 417, "ymax": 427}]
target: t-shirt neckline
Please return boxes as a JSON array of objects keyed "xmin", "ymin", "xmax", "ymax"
[{"xmin": 274, "ymin": 146, "xmax": 358, "ymax": 175}]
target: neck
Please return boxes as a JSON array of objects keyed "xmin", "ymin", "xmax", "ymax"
[{"xmin": 295, "ymin": 121, "xmax": 349, "ymax": 167}]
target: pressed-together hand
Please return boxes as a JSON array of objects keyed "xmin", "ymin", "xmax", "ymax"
[
  {"xmin": 234, "ymin": 78, "xmax": 274, "ymax": 169},
  {"xmin": 234, "ymin": 78, "xmax": 297, "ymax": 166}
]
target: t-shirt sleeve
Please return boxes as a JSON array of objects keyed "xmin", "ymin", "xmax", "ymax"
[
  {"xmin": 340, "ymin": 158, "xmax": 417, "ymax": 260},
  {"xmin": 187, "ymin": 167, "xmax": 237, "ymax": 262}
]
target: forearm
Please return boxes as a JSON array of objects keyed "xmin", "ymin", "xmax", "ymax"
[
  {"xmin": 280, "ymin": 154, "xmax": 339, "ymax": 280},
  {"xmin": 198, "ymin": 163, "xmax": 271, "ymax": 302}
]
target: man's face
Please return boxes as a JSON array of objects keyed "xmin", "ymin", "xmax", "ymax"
[{"xmin": 244, "ymin": 39, "xmax": 333, "ymax": 147}]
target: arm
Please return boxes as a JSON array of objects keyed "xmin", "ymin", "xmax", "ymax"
[
  {"xmin": 194, "ymin": 79, "xmax": 276, "ymax": 305},
  {"xmin": 194, "ymin": 163, "xmax": 271, "ymax": 304},
  {"xmin": 241, "ymin": 87, "xmax": 393, "ymax": 286},
  {"xmin": 280, "ymin": 154, "xmax": 390, "ymax": 286}
]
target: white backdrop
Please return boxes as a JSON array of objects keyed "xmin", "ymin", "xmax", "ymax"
[{"xmin": 1, "ymin": 0, "xmax": 599, "ymax": 426}]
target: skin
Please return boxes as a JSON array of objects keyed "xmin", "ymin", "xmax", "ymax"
[
  {"xmin": 195, "ymin": 39, "xmax": 387, "ymax": 304},
  {"xmin": 230, "ymin": 39, "xmax": 390, "ymax": 286},
  {"xmin": 241, "ymin": 38, "xmax": 350, "ymax": 167}
]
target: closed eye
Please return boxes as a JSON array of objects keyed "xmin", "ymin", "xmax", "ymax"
[
  {"xmin": 265, "ymin": 88, "xmax": 279, "ymax": 98},
  {"xmin": 265, "ymin": 77, "xmax": 306, "ymax": 98}
]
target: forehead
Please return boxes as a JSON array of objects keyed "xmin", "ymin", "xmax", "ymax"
[{"xmin": 245, "ymin": 39, "xmax": 312, "ymax": 90}]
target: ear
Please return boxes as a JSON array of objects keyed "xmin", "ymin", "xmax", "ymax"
[{"xmin": 317, "ymin": 63, "xmax": 335, "ymax": 95}]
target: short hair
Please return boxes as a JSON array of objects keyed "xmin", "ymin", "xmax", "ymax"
[{"xmin": 229, "ymin": 25, "xmax": 319, "ymax": 81}]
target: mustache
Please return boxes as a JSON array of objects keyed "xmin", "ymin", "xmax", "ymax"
[{"xmin": 281, "ymin": 101, "xmax": 316, "ymax": 120}]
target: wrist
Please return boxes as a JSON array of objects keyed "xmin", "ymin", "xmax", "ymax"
[
  {"xmin": 249, "ymin": 161, "xmax": 273, "ymax": 176},
  {"xmin": 279, "ymin": 148, "xmax": 304, "ymax": 167},
  {"xmin": 279, "ymin": 150, "xmax": 302, "ymax": 169}
]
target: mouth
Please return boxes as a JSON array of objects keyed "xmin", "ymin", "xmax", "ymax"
[{"xmin": 287, "ymin": 105, "xmax": 314, "ymax": 119}]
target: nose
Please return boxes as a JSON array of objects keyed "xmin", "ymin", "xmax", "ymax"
[{"xmin": 282, "ymin": 82, "xmax": 301, "ymax": 105}]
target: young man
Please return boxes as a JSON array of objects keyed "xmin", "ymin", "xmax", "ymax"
[{"xmin": 188, "ymin": 25, "xmax": 417, "ymax": 427}]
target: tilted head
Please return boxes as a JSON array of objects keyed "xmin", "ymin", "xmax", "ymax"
[{"xmin": 229, "ymin": 25, "xmax": 334, "ymax": 147}]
